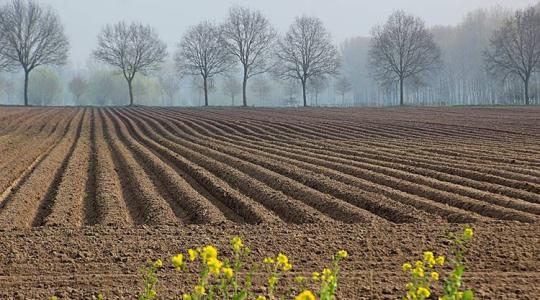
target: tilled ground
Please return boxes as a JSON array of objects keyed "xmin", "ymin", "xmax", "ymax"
[{"xmin": 0, "ymin": 106, "xmax": 539, "ymax": 298}]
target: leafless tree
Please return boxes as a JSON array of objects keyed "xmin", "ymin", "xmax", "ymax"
[
  {"xmin": 222, "ymin": 74, "xmax": 241, "ymax": 106},
  {"xmin": 369, "ymin": 10, "xmax": 441, "ymax": 106},
  {"xmin": 308, "ymin": 76, "xmax": 329, "ymax": 106},
  {"xmin": 335, "ymin": 76, "xmax": 352, "ymax": 104},
  {"xmin": 275, "ymin": 16, "xmax": 340, "ymax": 107},
  {"xmin": 485, "ymin": 7, "xmax": 540, "ymax": 105},
  {"xmin": 93, "ymin": 22, "xmax": 167, "ymax": 106},
  {"xmin": 0, "ymin": 0, "xmax": 69, "ymax": 106},
  {"xmin": 68, "ymin": 75, "xmax": 88, "ymax": 103},
  {"xmin": 222, "ymin": 6, "xmax": 277, "ymax": 107},
  {"xmin": 175, "ymin": 21, "xmax": 232, "ymax": 106}
]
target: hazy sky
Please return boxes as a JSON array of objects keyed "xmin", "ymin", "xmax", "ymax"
[{"xmin": 36, "ymin": 0, "xmax": 537, "ymax": 65}]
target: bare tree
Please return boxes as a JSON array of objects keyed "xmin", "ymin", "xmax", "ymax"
[
  {"xmin": 175, "ymin": 21, "xmax": 232, "ymax": 106},
  {"xmin": 335, "ymin": 76, "xmax": 352, "ymax": 104},
  {"xmin": 0, "ymin": 0, "xmax": 69, "ymax": 106},
  {"xmin": 68, "ymin": 75, "xmax": 87, "ymax": 104},
  {"xmin": 275, "ymin": 16, "xmax": 340, "ymax": 107},
  {"xmin": 222, "ymin": 74, "xmax": 241, "ymax": 106},
  {"xmin": 485, "ymin": 7, "xmax": 540, "ymax": 105},
  {"xmin": 222, "ymin": 6, "xmax": 277, "ymax": 107},
  {"xmin": 308, "ymin": 76, "xmax": 328, "ymax": 106},
  {"xmin": 93, "ymin": 22, "xmax": 167, "ymax": 106},
  {"xmin": 369, "ymin": 10, "xmax": 441, "ymax": 106}
]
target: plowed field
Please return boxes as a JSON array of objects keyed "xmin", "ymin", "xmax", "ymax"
[{"xmin": 0, "ymin": 107, "xmax": 538, "ymax": 299}]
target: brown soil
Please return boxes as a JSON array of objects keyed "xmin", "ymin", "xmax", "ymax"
[{"xmin": 0, "ymin": 106, "xmax": 538, "ymax": 299}]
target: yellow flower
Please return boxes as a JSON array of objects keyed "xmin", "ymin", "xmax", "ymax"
[
  {"xmin": 337, "ymin": 250, "xmax": 348, "ymax": 259},
  {"xmin": 194, "ymin": 285, "xmax": 205, "ymax": 295},
  {"xmin": 412, "ymin": 266, "xmax": 425, "ymax": 278},
  {"xmin": 256, "ymin": 296, "xmax": 266, "ymax": 300},
  {"xmin": 283, "ymin": 262, "xmax": 292, "ymax": 272},
  {"xmin": 312, "ymin": 272, "xmax": 320, "ymax": 281},
  {"xmin": 231, "ymin": 237, "xmax": 243, "ymax": 253},
  {"xmin": 431, "ymin": 272, "xmax": 439, "ymax": 281},
  {"xmin": 263, "ymin": 257, "xmax": 274, "ymax": 264},
  {"xmin": 322, "ymin": 268, "xmax": 333, "ymax": 281},
  {"xmin": 415, "ymin": 260, "xmax": 424, "ymax": 268},
  {"xmin": 153, "ymin": 259, "xmax": 163, "ymax": 269},
  {"xmin": 149, "ymin": 289, "xmax": 157, "ymax": 298},
  {"xmin": 436, "ymin": 256, "xmax": 445, "ymax": 266},
  {"xmin": 51, "ymin": 297, "xmax": 59, "ymax": 300},
  {"xmin": 417, "ymin": 287, "xmax": 430, "ymax": 298},
  {"xmin": 405, "ymin": 282, "xmax": 414, "ymax": 290},
  {"xmin": 402, "ymin": 262, "xmax": 412, "ymax": 272},
  {"xmin": 295, "ymin": 290, "xmax": 316, "ymax": 300},
  {"xmin": 277, "ymin": 253, "xmax": 288, "ymax": 265},
  {"xmin": 207, "ymin": 257, "xmax": 223, "ymax": 275},
  {"xmin": 423, "ymin": 251, "xmax": 435, "ymax": 267},
  {"xmin": 222, "ymin": 267, "xmax": 234, "ymax": 279},
  {"xmin": 201, "ymin": 245, "xmax": 218, "ymax": 262},
  {"xmin": 464, "ymin": 227, "xmax": 474, "ymax": 240},
  {"xmin": 188, "ymin": 249, "xmax": 198, "ymax": 261},
  {"xmin": 268, "ymin": 275, "xmax": 278, "ymax": 287},
  {"xmin": 172, "ymin": 254, "xmax": 184, "ymax": 270},
  {"xmin": 182, "ymin": 294, "xmax": 192, "ymax": 300},
  {"xmin": 295, "ymin": 276, "xmax": 306, "ymax": 283}
]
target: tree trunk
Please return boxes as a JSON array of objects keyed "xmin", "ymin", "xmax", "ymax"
[
  {"xmin": 524, "ymin": 76, "xmax": 530, "ymax": 106},
  {"xmin": 399, "ymin": 77, "xmax": 404, "ymax": 106},
  {"xmin": 242, "ymin": 68, "xmax": 248, "ymax": 107},
  {"xmin": 203, "ymin": 77, "xmax": 209, "ymax": 107},
  {"xmin": 128, "ymin": 79, "xmax": 134, "ymax": 106},
  {"xmin": 24, "ymin": 71, "xmax": 30, "ymax": 106},
  {"xmin": 302, "ymin": 80, "xmax": 307, "ymax": 107}
]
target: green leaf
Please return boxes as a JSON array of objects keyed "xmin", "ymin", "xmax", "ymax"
[{"xmin": 463, "ymin": 289, "xmax": 474, "ymax": 300}]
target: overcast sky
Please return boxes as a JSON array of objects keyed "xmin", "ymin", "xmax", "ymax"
[{"xmin": 36, "ymin": 0, "xmax": 537, "ymax": 65}]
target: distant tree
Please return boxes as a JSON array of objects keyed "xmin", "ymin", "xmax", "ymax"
[
  {"xmin": 157, "ymin": 65, "xmax": 181, "ymax": 106},
  {"xmin": 0, "ymin": 0, "xmax": 69, "ymax": 106},
  {"xmin": 275, "ymin": 16, "xmax": 340, "ymax": 107},
  {"xmin": 93, "ymin": 22, "xmax": 167, "ymax": 106},
  {"xmin": 308, "ymin": 76, "xmax": 329, "ymax": 106},
  {"xmin": 251, "ymin": 76, "xmax": 271, "ymax": 104},
  {"xmin": 222, "ymin": 6, "xmax": 277, "ymax": 106},
  {"xmin": 335, "ymin": 76, "xmax": 352, "ymax": 104},
  {"xmin": 369, "ymin": 10, "xmax": 441, "ymax": 106},
  {"xmin": 282, "ymin": 80, "xmax": 300, "ymax": 106},
  {"xmin": 191, "ymin": 77, "xmax": 216, "ymax": 106},
  {"xmin": 485, "ymin": 7, "xmax": 540, "ymax": 105},
  {"xmin": 28, "ymin": 69, "xmax": 61, "ymax": 106},
  {"xmin": 175, "ymin": 22, "xmax": 232, "ymax": 106},
  {"xmin": 68, "ymin": 75, "xmax": 87, "ymax": 103},
  {"xmin": 222, "ymin": 74, "xmax": 241, "ymax": 106}
]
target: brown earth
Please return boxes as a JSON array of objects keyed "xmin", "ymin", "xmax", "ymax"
[{"xmin": 0, "ymin": 106, "xmax": 539, "ymax": 299}]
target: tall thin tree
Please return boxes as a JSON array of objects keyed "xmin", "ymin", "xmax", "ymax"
[
  {"xmin": 222, "ymin": 6, "xmax": 277, "ymax": 107},
  {"xmin": 369, "ymin": 10, "xmax": 441, "ymax": 106},
  {"xmin": 485, "ymin": 7, "xmax": 540, "ymax": 105},
  {"xmin": 175, "ymin": 22, "xmax": 232, "ymax": 106},
  {"xmin": 93, "ymin": 22, "xmax": 167, "ymax": 106},
  {"xmin": 0, "ymin": 0, "xmax": 69, "ymax": 106},
  {"xmin": 275, "ymin": 16, "xmax": 340, "ymax": 107}
]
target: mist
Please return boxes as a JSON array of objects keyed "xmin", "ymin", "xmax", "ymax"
[{"xmin": 0, "ymin": 0, "xmax": 538, "ymax": 106}]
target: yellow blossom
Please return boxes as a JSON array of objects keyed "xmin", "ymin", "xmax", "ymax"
[
  {"xmin": 464, "ymin": 227, "xmax": 474, "ymax": 240},
  {"xmin": 277, "ymin": 253, "xmax": 288, "ymax": 265},
  {"xmin": 188, "ymin": 249, "xmax": 198, "ymax": 261},
  {"xmin": 153, "ymin": 259, "xmax": 163, "ymax": 269},
  {"xmin": 337, "ymin": 250, "xmax": 348, "ymax": 259},
  {"xmin": 431, "ymin": 272, "xmax": 439, "ymax": 281},
  {"xmin": 222, "ymin": 267, "xmax": 234, "ymax": 279},
  {"xmin": 312, "ymin": 272, "xmax": 320, "ymax": 281},
  {"xmin": 405, "ymin": 282, "xmax": 414, "ymax": 290},
  {"xmin": 295, "ymin": 290, "xmax": 316, "ymax": 300},
  {"xmin": 295, "ymin": 276, "xmax": 306, "ymax": 283},
  {"xmin": 201, "ymin": 246, "xmax": 218, "ymax": 262},
  {"xmin": 256, "ymin": 296, "xmax": 266, "ymax": 300},
  {"xmin": 403, "ymin": 262, "xmax": 412, "ymax": 272},
  {"xmin": 436, "ymin": 256, "xmax": 445, "ymax": 266},
  {"xmin": 283, "ymin": 262, "xmax": 292, "ymax": 272},
  {"xmin": 149, "ymin": 289, "xmax": 157, "ymax": 298},
  {"xmin": 171, "ymin": 254, "xmax": 184, "ymax": 270},
  {"xmin": 231, "ymin": 237, "xmax": 243, "ymax": 253},
  {"xmin": 182, "ymin": 294, "xmax": 192, "ymax": 300},
  {"xmin": 207, "ymin": 257, "xmax": 223, "ymax": 275},
  {"xmin": 415, "ymin": 260, "xmax": 424, "ymax": 268},
  {"xmin": 194, "ymin": 285, "xmax": 205, "ymax": 295},
  {"xmin": 417, "ymin": 287, "xmax": 430, "ymax": 298},
  {"xmin": 263, "ymin": 257, "xmax": 274, "ymax": 264}
]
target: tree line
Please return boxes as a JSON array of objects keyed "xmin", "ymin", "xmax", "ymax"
[{"xmin": 0, "ymin": 0, "xmax": 539, "ymax": 107}]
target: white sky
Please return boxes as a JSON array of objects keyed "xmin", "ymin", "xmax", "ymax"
[{"xmin": 33, "ymin": 0, "xmax": 538, "ymax": 64}]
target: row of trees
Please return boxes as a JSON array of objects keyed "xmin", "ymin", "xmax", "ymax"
[{"xmin": 0, "ymin": 0, "xmax": 539, "ymax": 106}]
